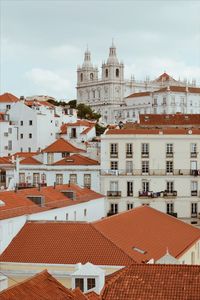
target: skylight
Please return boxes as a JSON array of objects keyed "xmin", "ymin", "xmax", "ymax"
[{"xmin": 132, "ymin": 246, "xmax": 146, "ymax": 254}]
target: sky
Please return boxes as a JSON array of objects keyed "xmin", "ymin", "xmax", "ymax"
[{"xmin": 1, "ymin": 0, "xmax": 200, "ymax": 100}]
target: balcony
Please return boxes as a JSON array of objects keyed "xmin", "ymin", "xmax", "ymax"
[
  {"xmin": 107, "ymin": 191, "xmax": 121, "ymax": 198},
  {"xmin": 101, "ymin": 169, "xmax": 200, "ymax": 176},
  {"xmin": 139, "ymin": 191, "xmax": 161, "ymax": 198},
  {"xmin": 141, "ymin": 152, "xmax": 149, "ymax": 158},
  {"xmin": 191, "ymin": 152, "xmax": 197, "ymax": 158},
  {"xmin": 191, "ymin": 190, "xmax": 198, "ymax": 196},
  {"xmin": 110, "ymin": 152, "xmax": 118, "ymax": 158},
  {"xmin": 126, "ymin": 152, "xmax": 133, "ymax": 158},
  {"xmin": 167, "ymin": 212, "xmax": 178, "ymax": 218},
  {"xmin": 18, "ymin": 182, "xmax": 47, "ymax": 189},
  {"xmin": 166, "ymin": 152, "xmax": 173, "ymax": 158},
  {"xmin": 163, "ymin": 190, "xmax": 177, "ymax": 197},
  {"xmin": 191, "ymin": 213, "xmax": 198, "ymax": 218}
]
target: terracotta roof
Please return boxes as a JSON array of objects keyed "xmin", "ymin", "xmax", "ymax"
[
  {"xmin": 0, "ymin": 184, "xmax": 104, "ymax": 220},
  {"xmin": 42, "ymin": 138, "xmax": 86, "ymax": 153},
  {"xmin": 155, "ymin": 85, "xmax": 200, "ymax": 93},
  {"xmin": 139, "ymin": 113, "xmax": 200, "ymax": 126},
  {"xmin": 93, "ymin": 206, "xmax": 200, "ymax": 263},
  {"xmin": 126, "ymin": 91, "xmax": 151, "ymax": 99},
  {"xmin": 13, "ymin": 152, "xmax": 39, "ymax": 158},
  {"xmin": 0, "ymin": 222, "xmax": 134, "ymax": 266},
  {"xmin": 102, "ymin": 264, "xmax": 200, "ymax": 300},
  {"xmin": 106, "ymin": 127, "xmax": 200, "ymax": 135},
  {"xmin": 20, "ymin": 157, "xmax": 42, "ymax": 165},
  {"xmin": 25, "ymin": 100, "xmax": 55, "ymax": 108},
  {"xmin": 0, "ymin": 157, "xmax": 12, "ymax": 165},
  {"xmin": 0, "ymin": 93, "xmax": 19, "ymax": 103},
  {"xmin": 53, "ymin": 154, "xmax": 99, "ymax": 166},
  {"xmin": 153, "ymin": 72, "xmax": 177, "ymax": 83},
  {"xmin": 0, "ymin": 269, "xmax": 81, "ymax": 299},
  {"xmin": 85, "ymin": 291, "xmax": 100, "ymax": 299}
]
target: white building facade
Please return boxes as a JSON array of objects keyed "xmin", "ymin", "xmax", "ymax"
[{"xmin": 101, "ymin": 128, "xmax": 200, "ymax": 225}]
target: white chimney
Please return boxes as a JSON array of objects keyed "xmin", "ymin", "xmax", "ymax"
[{"xmin": 0, "ymin": 275, "xmax": 8, "ymax": 292}]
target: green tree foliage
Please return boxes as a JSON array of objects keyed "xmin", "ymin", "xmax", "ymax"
[
  {"xmin": 95, "ymin": 123, "xmax": 107, "ymax": 136},
  {"xmin": 76, "ymin": 103, "xmax": 101, "ymax": 121}
]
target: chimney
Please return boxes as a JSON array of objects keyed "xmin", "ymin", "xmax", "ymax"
[{"xmin": 0, "ymin": 275, "xmax": 8, "ymax": 292}]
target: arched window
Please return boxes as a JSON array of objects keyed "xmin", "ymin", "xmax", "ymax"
[
  {"xmin": 116, "ymin": 68, "xmax": 119, "ymax": 77},
  {"xmin": 90, "ymin": 73, "xmax": 94, "ymax": 80},
  {"xmin": 80, "ymin": 73, "xmax": 83, "ymax": 82},
  {"xmin": 105, "ymin": 69, "xmax": 108, "ymax": 78}
]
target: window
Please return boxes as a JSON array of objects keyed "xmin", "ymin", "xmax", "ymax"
[
  {"xmin": 116, "ymin": 68, "xmax": 119, "ymax": 77},
  {"xmin": 163, "ymin": 97, "xmax": 166, "ymax": 105},
  {"xmin": 29, "ymin": 133, "xmax": 32, "ymax": 138},
  {"xmin": 74, "ymin": 211, "xmax": 77, "ymax": 221},
  {"xmin": 33, "ymin": 173, "xmax": 40, "ymax": 186},
  {"xmin": 153, "ymin": 98, "xmax": 157, "ymax": 106},
  {"xmin": 126, "ymin": 143, "xmax": 133, "ymax": 157},
  {"xmin": 166, "ymin": 203, "xmax": 174, "ymax": 214},
  {"xmin": 126, "ymin": 161, "xmax": 133, "ymax": 174},
  {"xmin": 142, "ymin": 181, "xmax": 149, "ymax": 192},
  {"xmin": 166, "ymin": 143, "xmax": 173, "ymax": 156},
  {"xmin": 8, "ymin": 128, "xmax": 12, "ymax": 134},
  {"xmin": 20, "ymin": 133, "xmax": 23, "ymax": 139},
  {"xmin": 29, "ymin": 120, "xmax": 33, "ymax": 125},
  {"xmin": 84, "ymin": 209, "xmax": 87, "ymax": 217},
  {"xmin": 110, "ymin": 143, "xmax": 118, "ymax": 157},
  {"xmin": 84, "ymin": 174, "xmax": 91, "ymax": 189},
  {"xmin": 8, "ymin": 140, "xmax": 12, "ymax": 151},
  {"xmin": 80, "ymin": 73, "xmax": 83, "ymax": 82},
  {"xmin": 105, "ymin": 69, "xmax": 108, "ymax": 77},
  {"xmin": 142, "ymin": 161, "xmax": 149, "ymax": 174},
  {"xmin": 110, "ymin": 203, "xmax": 118, "ymax": 214},
  {"xmin": 47, "ymin": 153, "xmax": 54, "ymax": 164},
  {"xmin": 66, "ymin": 213, "xmax": 68, "ymax": 220},
  {"xmin": 191, "ymin": 143, "xmax": 197, "ymax": 157},
  {"xmin": 19, "ymin": 173, "xmax": 25, "ymax": 183},
  {"xmin": 110, "ymin": 161, "xmax": 118, "ymax": 170},
  {"xmin": 54, "ymin": 216, "xmax": 57, "ymax": 220},
  {"xmin": 127, "ymin": 181, "xmax": 133, "ymax": 196},
  {"xmin": 110, "ymin": 181, "xmax": 118, "ymax": 191},
  {"xmin": 87, "ymin": 278, "xmax": 95, "ymax": 290},
  {"xmin": 56, "ymin": 174, "xmax": 63, "ymax": 185},
  {"xmin": 62, "ymin": 152, "xmax": 69, "ymax": 157},
  {"xmin": 92, "ymin": 90, "xmax": 95, "ymax": 98},
  {"xmin": 191, "ymin": 203, "xmax": 197, "ymax": 215},
  {"xmin": 75, "ymin": 278, "xmax": 84, "ymax": 292},
  {"xmin": 166, "ymin": 161, "xmax": 173, "ymax": 174},
  {"xmin": 127, "ymin": 203, "xmax": 134, "ymax": 210},
  {"xmin": 191, "ymin": 181, "xmax": 198, "ymax": 196},
  {"xmin": 20, "ymin": 121, "xmax": 23, "ymax": 126},
  {"xmin": 6, "ymin": 104, "xmax": 11, "ymax": 110},
  {"xmin": 141, "ymin": 143, "xmax": 149, "ymax": 157},
  {"xmin": 70, "ymin": 174, "xmax": 77, "ymax": 184},
  {"xmin": 71, "ymin": 128, "xmax": 76, "ymax": 138},
  {"xmin": 28, "ymin": 147, "xmax": 31, "ymax": 152},
  {"xmin": 90, "ymin": 73, "xmax": 94, "ymax": 80},
  {"xmin": 166, "ymin": 181, "xmax": 174, "ymax": 193}
]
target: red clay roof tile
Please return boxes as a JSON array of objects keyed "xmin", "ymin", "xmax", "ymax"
[
  {"xmin": 0, "ymin": 93, "xmax": 19, "ymax": 103},
  {"xmin": 53, "ymin": 154, "xmax": 99, "ymax": 166},
  {"xmin": 42, "ymin": 138, "xmax": 86, "ymax": 153}
]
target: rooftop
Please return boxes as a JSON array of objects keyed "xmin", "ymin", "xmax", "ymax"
[
  {"xmin": 42, "ymin": 138, "xmax": 86, "ymax": 153},
  {"xmin": 102, "ymin": 264, "xmax": 200, "ymax": 300},
  {"xmin": 53, "ymin": 154, "xmax": 99, "ymax": 166},
  {"xmin": 105, "ymin": 127, "xmax": 200, "ymax": 135},
  {"xmin": 0, "ymin": 93, "xmax": 19, "ymax": 103},
  {"xmin": 139, "ymin": 113, "xmax": 200, "ymax": 126}
]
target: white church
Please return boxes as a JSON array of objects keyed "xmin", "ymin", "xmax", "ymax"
[{"xmin": 76, "ymin": 43, "xmax": 200, "ymax": 124}]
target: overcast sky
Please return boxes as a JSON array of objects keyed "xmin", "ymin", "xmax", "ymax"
[{"xmin": 1, "ymin": 0, "xmax": 200, "ymax": 100}]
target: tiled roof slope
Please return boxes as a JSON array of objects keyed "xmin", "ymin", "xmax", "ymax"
[
  {"xmin": 20, "ymin": 157, "xmax": 42, "ymax": 165},
  {"xmin": 0, "ymin": 269, "xmax": 84, "ymax": 300},
  {"xmin": 0, "ymin": 222, "xmax": 134, "ymax": 266},
  {"xmin": 0, "ymin": 184, "xmax": 104, "ymax": 220},
  {"xmin": 126, "ymin": 91, "xmax": 151, "ymax": 99},
  {"xmin": 155, "ymin": 85, "xmax": 200, "ymax": 93},
  {"xmin": 102, "ymin": 264, "xmax": 200, "ymax": 300},
  {"xmin": 139, "ymin": 113, "xmax": 200, "ymax": 126},
  {"xmin": 53, "ymin": 154, "xmax": 99, "ymax": 166},
  {"xmin": 93, "ymin": 206, "xmax": 200, "ymax": 263},
  {"xmin": 0, "ymin": 93, "xmax": 19, "ymax": 103},
  {"xmin": 42, "ymin": 138, "xmax": 85, "ymax": 153},
  {"xmin": 153, "ymin": 72, "xmax": 177, "ymax": 82},
  {"xmin": 106, "ymin": 127, "xmax": 200, "ymax": 135}
]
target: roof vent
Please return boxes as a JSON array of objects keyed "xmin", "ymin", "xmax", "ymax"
[{"xmin": 0, "ymin": 200, "xmax": 5, "ymax": 206}]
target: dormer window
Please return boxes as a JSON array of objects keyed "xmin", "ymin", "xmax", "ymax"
[
  {"xmin": 75, "ymin": 278, "xmax": 84, "ymax": 292},
  {"xmin": 87, "ymin": 278, "xmax": 96, "ymax": 290},
  {"xmin": 116, "ymin": 68, "xmax": 119, "ymax": 77}
]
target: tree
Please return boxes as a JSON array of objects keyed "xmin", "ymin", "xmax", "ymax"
[
  {"xmin": 76, "ymin": 103, "xmax": 101, "ymax": 121},
  {"xmin": 95, "ymin": 123, "xmax": 107, "ymax": 136}
]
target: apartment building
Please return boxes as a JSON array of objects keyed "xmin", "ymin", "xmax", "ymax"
[{"xmin": 101, "ymin": 127, "xmax": 200, "ymax": 225}]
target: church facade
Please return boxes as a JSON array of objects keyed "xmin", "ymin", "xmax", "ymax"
[{"xmin": 77, "ymin": 44, "xmax": 199, "ymax": 124}]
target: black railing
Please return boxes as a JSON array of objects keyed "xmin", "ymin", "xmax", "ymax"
[{"xmin": 107, "ymin": 191, "xmax": 121, "ymax": 197}]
